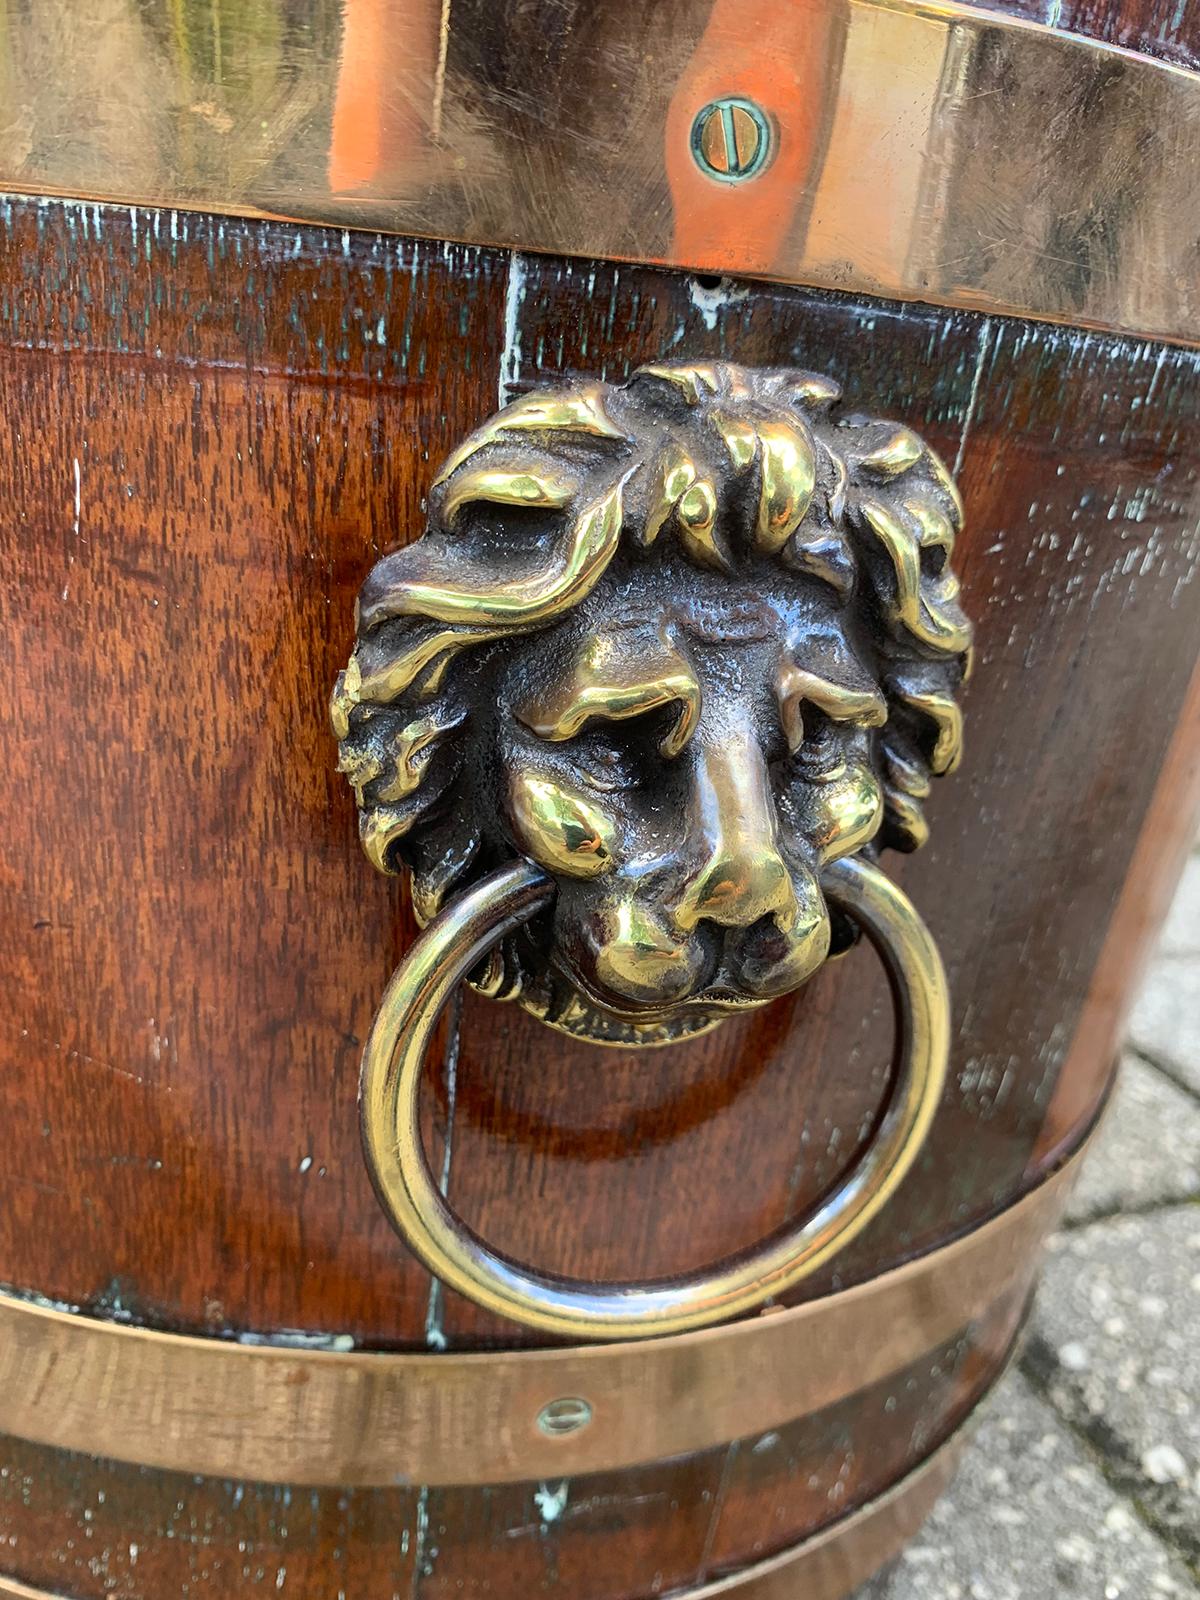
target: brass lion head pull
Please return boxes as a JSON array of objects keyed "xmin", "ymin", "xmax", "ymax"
[
  {"xmin": 333, "ymin": 360, "xmax": 970, "ymax": 1047},
  {"xmin": 334, "ymin": 361, "xmax": 970, "ymax": 1339}
]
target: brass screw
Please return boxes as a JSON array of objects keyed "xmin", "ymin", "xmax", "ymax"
[
  {"xmin": 536, "ymin": 1396, "xmax": 593, "ymax": 1436},
  {"xmin": 691, "ymin": 98, "xmax": 772, "ymax": 183}
]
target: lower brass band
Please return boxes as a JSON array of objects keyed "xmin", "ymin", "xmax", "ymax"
[{"xmin": 0, "ymin": 1122, "xmax": 1090, "ymax": 1488}]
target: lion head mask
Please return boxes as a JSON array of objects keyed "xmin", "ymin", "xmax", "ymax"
[{"xmin": 332, "ymin": 361, "xmax": 971, "ymax": 1045}]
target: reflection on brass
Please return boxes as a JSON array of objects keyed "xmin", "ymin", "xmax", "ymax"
[
  {"xmin": 0, "ymin": 0, "xmax": 1197, "ymax": 344},
  {"xmin": 334, "ymin": 361, "xmax": 971, "ymax": 1047},
  {"xmin": 516, "ymin": 621, "xmax": 702, "ymax": 759},
  {"xmin": 0, "ymin": 1134, "xmax": 1087, "ymax": 1485},
  {"xmin": 508, "ymin": 772, "xmax": 616, "ymax": 879}
]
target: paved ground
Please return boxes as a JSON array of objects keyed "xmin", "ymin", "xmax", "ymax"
[{"xmin": 857, "ymin": 844, "xmax": 1200, "ymax": 1597}]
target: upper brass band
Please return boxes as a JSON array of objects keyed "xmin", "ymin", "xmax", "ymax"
[
  {"xmin": 0, "ymin": 0, "xmax": 1196, "ymax": 346},
  {"xmin": 0, "ymin": 1130, "xmax": 1087, "ymax": 1488}
]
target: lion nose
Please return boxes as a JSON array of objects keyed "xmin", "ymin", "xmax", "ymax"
[{"xmin": 673, "ymin": 723, "xmax": 799, "ymax": 935}]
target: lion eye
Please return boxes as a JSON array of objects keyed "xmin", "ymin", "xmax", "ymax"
[
  {"xmin": 791, "ymin": 710, "xmax": 847, "ymax": 781},
  {"xmin": 571, "ymin": 711, "xmax": 673, "ymax": 793},
  {"xmin": 574, "ymin": 732, "xmax": 634, "ymax": 791}
]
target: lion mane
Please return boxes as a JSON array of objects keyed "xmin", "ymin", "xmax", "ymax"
[{"xmin": 332, "ymin": 360, "xmax": 972, "ymax": 939}]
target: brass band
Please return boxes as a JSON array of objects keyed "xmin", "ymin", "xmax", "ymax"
[
  {"xmin": 360, "ymin": 855, "xmax": 951, "ymax": 1340},
  {"xmin": 0, "ymin": 0, "xmax": 1195, "ymax": 346},
  {"xmin": 0, "ymin": 1413, "xmax": 966, "ymax": 1600},
  {"xmin": 0, "ymin": 1125, "xmax": 1091, "ymax": 1487}
]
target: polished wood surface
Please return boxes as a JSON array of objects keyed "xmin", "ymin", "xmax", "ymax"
[
  {"xmin": 0, "ymin": 194, "xmax": 1198, "ymax": 1594},
  {"xmin": 1031, "ymin": 656, "xmax": 1200, "ymax": 1172}
]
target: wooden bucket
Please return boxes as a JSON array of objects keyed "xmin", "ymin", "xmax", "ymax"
[{"xmin": 0, "ymin": 0, "xmax": 1197, "ymax": 1592}]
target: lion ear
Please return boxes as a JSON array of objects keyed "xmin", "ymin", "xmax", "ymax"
[
  {"xmin": 838, "ymin": 415, "xmax": 971, "ymax": 661},
  {"xmin": 850, "ymin": 493, "xmax": 971, "ymax": 657},
  {"xmin": 425, "ymin": 383, "xmax": 629, "ymax": 535},
  {"xmin": 831, "ymin": 418, "xmax": 972, "ymax": 852},
  {"xmin": 355, "ymin": 377, "xmax": 639, "ymax": 646},
  {"xmin": 353, "ymin": 380, "xmax": 635, "ymax": 642},
  {"xmin": 358, "ymin": 485, "xmax": 615, "ymax": 630},
  {"xmin": 878, "ymin": 663, "xmax": 967, "ymax": 852}
]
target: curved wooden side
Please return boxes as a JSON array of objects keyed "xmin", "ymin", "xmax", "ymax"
[
  {"xmin": 693, "ymin": 1420, "xmax": 966, "ymax": 1599},
  {"xmin": 0, "ymin": 197, "xmax": 1196, "ymax": 1356},
  {"xmin": 1030, "ymin": 655, "xmax": 1200, "ymax": 1176}
]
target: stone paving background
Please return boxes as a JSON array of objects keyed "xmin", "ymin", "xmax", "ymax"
[{"xmin": 857, "ymin": 841, "xmax": 1200, "ymax": 1599}]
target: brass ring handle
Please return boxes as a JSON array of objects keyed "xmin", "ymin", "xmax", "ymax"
[{"xmin": 359, "ymin": 854, "xmax": 950, "ymax": 1342}]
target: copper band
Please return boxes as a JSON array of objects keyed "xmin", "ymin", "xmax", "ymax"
[
  {"xmin": 0, "ymin": 1415, "xmax": 966, "ymax": 1600},
  {"xmin": 0, "ymin": 0, "xmax": 1196, "ymax": 347},
  {"xmin": 0, "ymin": 1126, "xmax": 1091, "ymax": 1488}
]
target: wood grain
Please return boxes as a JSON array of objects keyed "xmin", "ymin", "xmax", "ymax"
[{"xmin": 0, "ymin": 196, "xmax": 1198, "ymax": 1593}]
